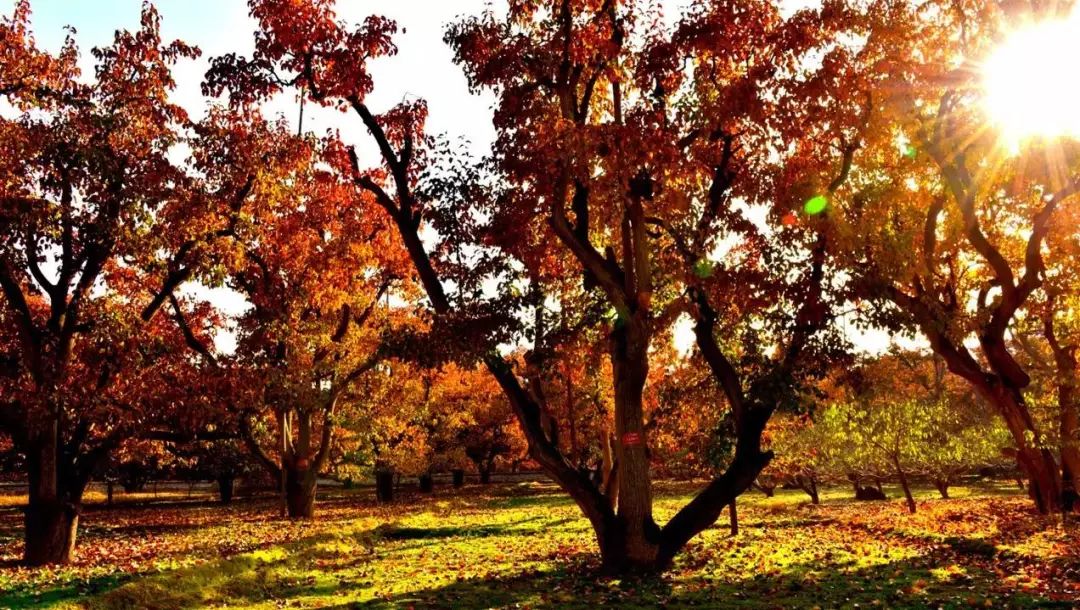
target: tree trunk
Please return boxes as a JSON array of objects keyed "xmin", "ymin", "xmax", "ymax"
[
  {"xmin": 753, "ymin": 480, "xmax": 775, "ymax": 497},
  {"xmin": 894, "ymin": 458, "xmax": 917, "ymax": 514},
  {"xmin": 375, "ymin": 470, "xmax": 394, "ymax": 503},
  {"xmin": 106, "ymin": 481, "xmax": 115, "ymax": 507},
  {"xmin": 24, "ymin": 426, "xmax": 84, "ymax": 566},
  {"xmin": 796, "ymin": 474, "xmax": 820, "ymax": 504},
  {"xmin": 418, "ymin": 473, "xmax": 434, "ymax": 493},
  {"xmin": 983, "ymin": 384, "xmax": 1062, "ymax": 514},
  {"xmin": 217, "ymin": 475, "xmax": 235, "ymax": 504},
  {"xmin": 284, "ymin": 468, "xmax": 316, "ymax": 519},
  {"xmin": 609, "ymin": 317, "xmax": 659, "ymax": 570},
  {"xmin": 601, "ymin": 430, "xmax": 618, "ymax": 509},
  {"xmin": 728, "ymin": 501, "xmax": 738, "ymax": 536},
  {"xmin": 1056, "ymin": 373, "xmax": 1080, "ymax": 512},
  {"xmin": 452, "ymin": 469, "xmax": 465, "ymax": 488},
  {"xmin": 934, "ymin": 478, "xmax": 950, "ymax": 500},
  {"xmin": 478, "ymin": 464, "xmax": 491, "ymax": 485}
]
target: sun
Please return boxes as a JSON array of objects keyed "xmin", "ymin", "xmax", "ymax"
[{"xmin": 982, "ymin": 10, "xmax": 1080, "ymax": 143}]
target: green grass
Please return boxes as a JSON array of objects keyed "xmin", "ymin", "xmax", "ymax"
[{"xmin": 1, "ymin": 480, "xmax": 1077, "ymax": 609}]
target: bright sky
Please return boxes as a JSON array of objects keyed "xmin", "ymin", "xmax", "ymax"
[{"xmin": 7, "ymin": 0, "xmax": 907, "ymax": 355}]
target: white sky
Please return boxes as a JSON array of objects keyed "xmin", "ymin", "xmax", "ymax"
[{"xmin": 6, "ymin": 0, "xmax": 905, "ymax": 355}]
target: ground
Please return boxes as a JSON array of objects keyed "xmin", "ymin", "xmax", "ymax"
[{"xmin": 0, "ymin": 480, "xmax": 1077, "ymax": 609}]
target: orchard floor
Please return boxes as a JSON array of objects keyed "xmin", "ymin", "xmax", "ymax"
[{"xmin": 0, "ymin": 481, "xmax": 1078, "ymax": 609}]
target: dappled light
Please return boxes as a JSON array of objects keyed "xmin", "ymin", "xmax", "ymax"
[{"xmin": 2, "ymin": 0, "xmax": 1080, "ymax": 607}]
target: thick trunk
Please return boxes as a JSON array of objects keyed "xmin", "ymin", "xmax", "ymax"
[
  {"xmin": 452, "ymin": 469, "xmax": 465, "ymax": 488},
  {"xmin": 285, "ymin": 468, "xmax": 316, "ymax": 519},
  {"xmin": 478, "ymin": 463, "xmax": 491, "ymax": 485},
  {"xmin": 24, "ymin": 426, "xmax": 85, "ymax": 566},
  {"xmin": 609, "ymin": 317, "xmax": 659, "ymax": 569},
  {"xmin": 990, "ymin": 387, "xmax": 1062, "ymax": 514},
  {"xmin": 217, "ymin": 476, "xmax": 235, "ymax": 504},
  {"xmin": 24, "ymin": 499, "xmax": 79, "ymax": 566}
]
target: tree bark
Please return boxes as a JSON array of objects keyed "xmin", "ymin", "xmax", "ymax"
[
  {"xmin": 418, "ymin": 473, "xmax": 434, "ymax": 493},
  {"xmin": 452, "ymin": 469, "xmax": 465, "ymax": 488},
  {"xmin": 727, "ymin": 501, "xmax": 738, "ymax": 536},
  {"xmin": 375, "ymin": 470, "xmax": 394, "ymax": 503},
  {"xmin": 934, "ymin": 478, "xmax": 950, "ymax": 500},
  {"xmin": 609, "ymin": 315, "xmax": 660, "ymax": 569},
  {"xmin": 217, "ymin": 475, "xmax": 235, "ymax": 504},
  {"xmin": 796, "ymin": 474, "xmax": 820, "ymax": 505},
  {"xmin": 23, "ymin": 426, "xmax": 85, "ymax": 565},
  {"xmin": 990, "ymin": 386, "xmax": 1062, "ymax": 514},
  {"xmin": 284, "ymin": 468, "xmax": 316, "ymax": 519},
  {"xmin": 894, "ymin": 458, "xmax": 917, "ymax": 514}
]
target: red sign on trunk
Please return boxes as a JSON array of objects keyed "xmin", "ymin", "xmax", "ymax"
[{"xmin": 622, "ymin": 432, "xmax": 643, "ymax": 447}]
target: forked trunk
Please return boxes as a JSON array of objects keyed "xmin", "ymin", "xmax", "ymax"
[{"xmin": 284, "ymin": 468, "xmax": 316, "ymax": 519}]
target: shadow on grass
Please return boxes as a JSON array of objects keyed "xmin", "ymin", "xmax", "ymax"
[
  {"xmin": 332, "ymin": 549, "xmax": 1068, "ymax": 610},
  {"xmin": 376, "ymin": 515, "xmax": 574, "ymax": 541},
  {"xmin": 66, "ymin": 524, "xmax": 1073, "ymax": 610},
  {"xmin": 0, "ymin": 573, "xmax": 130, "ymax": 609}
]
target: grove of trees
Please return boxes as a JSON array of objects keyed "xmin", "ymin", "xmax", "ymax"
[{"xmin": 1, "ymin": 0, "xmax": 1078, "ymax": 578}]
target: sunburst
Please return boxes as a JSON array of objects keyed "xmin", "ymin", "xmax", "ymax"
[{"xmin": 982, "ymin": 9, "xmax": 1080, "ymax": 145}]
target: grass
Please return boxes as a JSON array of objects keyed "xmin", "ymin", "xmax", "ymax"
[{"xmin": 0, "ymin": 480, "xmax": 1077, "ymax": 609}]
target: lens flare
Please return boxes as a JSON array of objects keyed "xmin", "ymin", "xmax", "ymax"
[
  {"xmin": 983, "ymin": 10, "xmax": 1080, "ymax": 143},
  {"xmin": 804, "ymin": 195, "xmax": 828, "ymax": 215}
]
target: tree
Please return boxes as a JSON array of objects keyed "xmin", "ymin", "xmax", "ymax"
[
  {"xmin": 206, "ymin": 0, "xmax": 864, "ymax": 573},
  {"xmin": 0, "ymin": 2, "xmax": 260, "ymax": 563},
  {"xmin": 762, "ymin": 415, "xmax": 825, "ymax": 504},
  {"xmin": 219, "ymin": 114, "xmax": 409, "ymax": 518},
  {"xmin": 835, "ymin": 0, "xmax": 1080, "ymax": 514}
]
